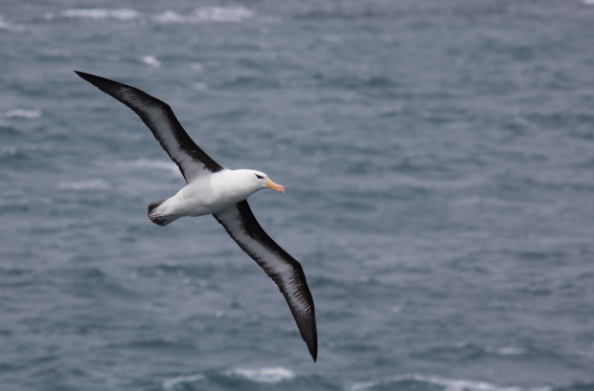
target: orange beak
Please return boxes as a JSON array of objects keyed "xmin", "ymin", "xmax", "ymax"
[{"xmin": 266, "ymin": 177, "xmax": 285, "ymax": 193}]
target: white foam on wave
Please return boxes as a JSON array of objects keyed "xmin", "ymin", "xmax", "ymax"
[
  {"xmin": 348, "ymin": 374, "xmax": 552, "ymax": 391},
  {"xmin": 40, "ymin": 48, "xmax": 70, "ymax": 58},
  {"xmin": 153, "ymin": 11, "xmax": 186, "ymax": 24},
  {"xmin": 1, "ymin": 146, "xmax": 18, "ymax": 156},
  {"xmin": 191, "ymin": 62, "xmax": 204, "ymax": 72},
  {"xmin": 228, "ymin": 367, "xmax": 295, "ymax": 383},
  {"xmin": 196, "ymin": 6, "xmax": 254, "ymax": 22},
  {"xmin": 45, "ymin": 7, "xmax": 252, "ymax": 24},
  {"xmin": 119, "ymin": 159, "xmax": 179, "ymax": 176},
  {"xmin": 193, "ymin": 82, "xmax": 208, "ymax": 91},
  {"xmin": 58, "ymin": 179, "xmax": 110, "ymax": 190},
  {"xmin": 141, "ymin": 55, "xmax": 161, "ymax": 68},
  {"xmin": 0, "ymin": 15, "xmax": 26, "ymax": 31},
  {"xmin": 485, "ymin": 346, "xmax": 525, "ymax": 356},
  {"xmin": 6, "ymin": 109, "xmax": 42, "ymax": 119},
  {"xmin": 154, "ymin": 6, "xmax": 253, "ymax": 24},
  {"xmin": 58, "ymin": 9, "xmax": 139, "ymax": 21},
  {"xmin": 583, "ymin": 0, "xmax": 594, "ymax": 5},
  {"xmin": 162, "ymin": 373, "xmax": 205, "ymax": 391}
]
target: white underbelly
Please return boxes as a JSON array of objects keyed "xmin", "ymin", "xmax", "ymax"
[
  {"xmin": 169, "ymin": 183, "xmax": 243, "ymax": 217},
  {"xmin": 161, "ymin": 170, "xmax": 256, "ymax": 218}
]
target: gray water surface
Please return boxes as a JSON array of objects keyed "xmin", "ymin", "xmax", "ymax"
[{"xmin": 1, "ymin": 1, "xmax": 594, "ymax": 390}]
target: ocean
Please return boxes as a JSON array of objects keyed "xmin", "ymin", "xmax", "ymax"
[{"xmin": 1, "ymin": 0, "xmax": 594, "ymax": 390}]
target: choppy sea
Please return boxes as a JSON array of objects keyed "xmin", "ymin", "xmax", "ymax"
[{"xmin": 2, "ymin": 0, "xmax": 594, "ymax": 390}]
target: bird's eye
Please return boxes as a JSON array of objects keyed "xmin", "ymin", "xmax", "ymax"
[{"xmin": 255, "ymin": 174, "xmax": 264, "ymax": 179}]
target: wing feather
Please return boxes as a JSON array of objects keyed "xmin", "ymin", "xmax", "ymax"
[
  {"xmin": 213, "ymin": 200, "xmax": 318, "ymax": 361},
  {"xmin": 75, "ymin": 71, "xmax": 223, "ymax": 182}
]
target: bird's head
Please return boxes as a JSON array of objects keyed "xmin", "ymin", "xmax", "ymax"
[{"xmin": 238, "ymin": 169, "xmax": 285, "ymax": 194}]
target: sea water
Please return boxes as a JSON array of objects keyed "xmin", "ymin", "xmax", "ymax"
[{"xmin": 1, "ymin": 0, "xmax": 594, "ymax": 390}]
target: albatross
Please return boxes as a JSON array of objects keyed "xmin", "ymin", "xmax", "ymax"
[{"xmin": 74, "ymin": 71, "xmax": 317, "ymax": 362}]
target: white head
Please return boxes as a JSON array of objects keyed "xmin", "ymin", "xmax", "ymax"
[{"xmin": 232, "ymin": 169, "xmax": 285, "ymax": 196}]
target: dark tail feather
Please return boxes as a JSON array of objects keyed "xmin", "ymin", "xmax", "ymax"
[
  {"xmin": 148, "ymin": 199, "xmax": 166, "ymax": 215},
  {"xmin": 149, "ymin": 216, "xmax": 179, "ymax": 227},
  {"xmin": 147, "ymin": 199, "xmax": 179, "ymax": 227}
]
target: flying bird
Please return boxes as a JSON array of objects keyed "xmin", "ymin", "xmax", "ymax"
[{"xmin": 75, "ymin": 71, "xmax": 317, "ymax": 362}]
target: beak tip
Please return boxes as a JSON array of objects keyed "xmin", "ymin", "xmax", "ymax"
[{"xmin": 266, "ymin": 178, "xmax": 285, "ymax": 193}]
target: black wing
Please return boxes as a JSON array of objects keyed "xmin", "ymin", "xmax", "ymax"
[
  {"xmin": 213, "ymin": 200, "xmax": 318, "ymax": 361},
  {"xmin": 75, "ymin": 71, "xmax": 224, "ymax": 183}
]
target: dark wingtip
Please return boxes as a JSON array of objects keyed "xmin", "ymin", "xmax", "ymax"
[
  {"xmin": 300, "ymin": 315, "xmax": 318, "ymax": 362},
  {"xmin": 309, "ymin": 338, "xmax": 318, "ymax": 362},
  {"xmin": 73, "ymin": 70, "xmax": 88, "ymax": 78},
  {"xmin": 73, "ymin": 71, "xmax": 134, "ymax": 101},
  {"xmin": 74, "ymin": 70, "xmax": 103, "ymax": 84}
]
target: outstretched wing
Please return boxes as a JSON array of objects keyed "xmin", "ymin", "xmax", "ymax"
[
  {"xmin": 75, "ymin": 71, "xmax": 224, "ymax": 183},
  {"xmin": 213, "ymin": 200, "xmax": 318, "ymax": 362}
]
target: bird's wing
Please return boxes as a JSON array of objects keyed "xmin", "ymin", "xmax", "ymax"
[
  {"xmin": 75, "ymin": 71, "xmax": 224, "ymax": 183},
  {"xmin": 213, "ymin": 200, "xmax": 318, "ymax": 361}
]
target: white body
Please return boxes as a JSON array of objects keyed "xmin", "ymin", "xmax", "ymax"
[{"xmin": 155, "ymin": 169, "xmax": 267, "ymax": 219}]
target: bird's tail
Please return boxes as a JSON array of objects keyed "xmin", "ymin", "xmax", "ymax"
[{"xmin": 147, "ymin": 199, "xmax": 179, "ymax": 227}]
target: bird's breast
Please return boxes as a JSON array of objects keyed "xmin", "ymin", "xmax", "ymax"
[{"xmin": 178, "ymin": 178, "xmax": 241, "ymax": 216}]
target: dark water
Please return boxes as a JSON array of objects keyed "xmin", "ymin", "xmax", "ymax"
[{"xmin": 2, "ymin": 0, "xmax": 594, "ymax": 390}]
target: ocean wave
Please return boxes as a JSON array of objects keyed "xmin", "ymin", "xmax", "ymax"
[
  {"xmin": 140, "ymin": 55, "xmax": 161, "ymax": 68},
  {"xmin": 117, "ymin": 159, "xmax": 179, "ymax": 176},
  {"xmin": 162, "ymin": 374, "xmax": 205, "ymax": 391},
  {"xmin": 348, "ymin": 374, "xmax": 551, "ymax": 391},
  {"xmin": 0, "ymin": 15, "xmax": 26, "ymax": 32},
  {"xmin": 414, "ymin": 342, "xmax": 527, "ymax": 360},
  {"xmin": 226, "ymin": 367, "xmax": 295, "ymax": 383},
  {"xmin": 0, "ymin": 125, "xmax": 22, "ymax": 136},
  {"xmin": 57, "ymin": 179, "xmax": 109, "ymax": 190},
  {"xmin": 317, "ymin": 74, "xmax": 396, "ymax": 92},
  {"xmin": 6, "ymin": 109, "xmax": 42, "ymax": 119},
  {"xmin": 161, "ymin": 367, "xmax": 295, "ymax": 390},
  {"xmin": 1, "ymin": 146, "xmax": 18, "ymax": 156},
  {"xmin": 193, "ymin": 82, "xmax": 208, "ymax": 91},
  {"xmin": 44, "ymin": 7, "xmax": 253, "ymax": 25},
  {"xmin": 154, "ymin": 6, "xmax": 253, "ymax": 24},
  {"xmin": 190, "ymin": 63, "xmax": 204, "ymax": 72},
  {"xmin": 53, "ymin": 8, "xmax": 139, "ymax": 21},
  {"xmin": 38, "ymin": 49, "xmax": 70, "ymax": 59},
  {"xmin": 485, "ymin": 346, "xmax": 525, "ymax": 356},
  {"xmin": 583, "ymin": 0, "xmax": 594, "ymax": 5}
]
